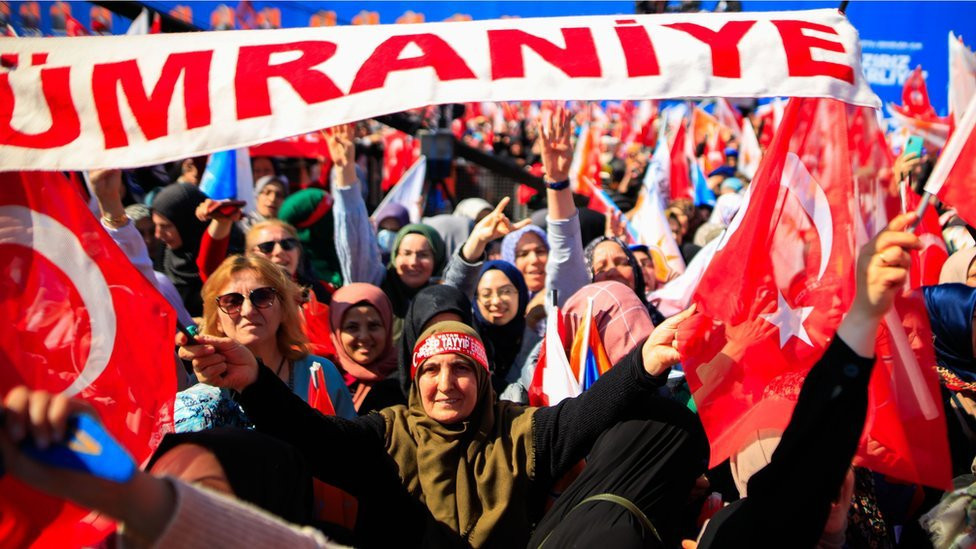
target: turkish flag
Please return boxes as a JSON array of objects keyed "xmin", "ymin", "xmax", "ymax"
[
  {"xmin": 680, "ymin": 97, "xmax": 858, "ymax": 472},
  {"xmin": 0, "ymin": 171, "xmax": 177, "ymax": 547},
  {"xmin": 889, "ymin": 66, "xmax": 951, "ymax": 149},
  {"xmin": 860, "ymin": 291, "xmax": 951, "ymax": 489},
  {"xmin": 63, "ymin": 13, "xmax": 89, "ymax": 37},
  {"xmin": 669, "ymin": 123, "xmax": 693, "ymax": 202},
  {"xmin": 904, "ymin": 188, "xmax": 948, "ymax": 288},
  {"xmin": 382, "ymin": 130, "xmax": 421, "ymax": 192},
  {"xmin": 682, "ymin": 98, "xmax": 951, "ymax": 489},
  {"xmin": 925, "ymin": 96, "xmax": 976, "ymax": 228}
]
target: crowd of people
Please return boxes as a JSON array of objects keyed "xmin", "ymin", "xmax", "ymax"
[{"xmin": 2, "ymin": 95, "xmax": 976, "ymax": 549}]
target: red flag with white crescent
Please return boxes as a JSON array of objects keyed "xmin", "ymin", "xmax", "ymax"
[
  {"xmin": 681, "ymin": 97, "xmax": 950, "ymax": 489},
  {"xmin": 0, "ymin": 171, "xmax": 177, "ymax": 547}
]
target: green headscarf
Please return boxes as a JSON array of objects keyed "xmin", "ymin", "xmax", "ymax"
[
  {"xmin": 383, "ymin": 224, "xmax": 448, "ymax": 319},
  {"xmin": 278, "ymin": 188, "xmax": 343, "ymax": 288},
  {"xmin": 380, "ymin": 321, "xmax": 537, "ymax": 547},
  {"xmin": 388, "ymin": 223, "xmax": 447, "ymax": 274}
]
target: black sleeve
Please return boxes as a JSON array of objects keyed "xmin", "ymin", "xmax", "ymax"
[
  {"xmin": 237, "ymin": 365, "xmax": 389, "ymax": 497},
  {"xmin": 698, "ymin": 336, "xmax": 876, "ymax": 548},
  {"xmin": 531, "ymin": 341, "xmax": 669, "ymax": 486}
]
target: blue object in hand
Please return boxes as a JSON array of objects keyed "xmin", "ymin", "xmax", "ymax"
[{"xmin": 19, "ymin": 413, "xmax": 136, "ymax": 484}]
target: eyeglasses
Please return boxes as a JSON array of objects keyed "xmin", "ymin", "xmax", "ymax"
[
  {"xmin": 215, "ymin": 287, "xmax": 277, "ymax": 315},
  {"xmin": 478, "ymin": 286, "xmax": 518, "ymax": 303},
  {"xmin": 254, "ymin": 238, "xmax": 299, "ymax": 254}
]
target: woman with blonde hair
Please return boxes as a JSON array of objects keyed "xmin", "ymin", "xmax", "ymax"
[
  {"xmin": 176, "ymin": 254, "xmax": 355, "ymax": 432},
  {"xmin": 197, "ymin": 215, "xmax": 338, "ymax": 359}
]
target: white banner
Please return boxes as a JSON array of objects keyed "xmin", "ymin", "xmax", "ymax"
[{"xmin": 0, "ymin": 9, "xmax": 878, "ymax": 171}]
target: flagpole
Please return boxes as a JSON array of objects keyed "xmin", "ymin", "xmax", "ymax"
[{"xmin": 907, "ymin": 191, "xmax": 933, "ymax": 235}]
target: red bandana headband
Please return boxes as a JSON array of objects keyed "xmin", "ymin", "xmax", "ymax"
[{"xmin": 411, "ymin": 331, "xmax": 489, "ymax": 378}]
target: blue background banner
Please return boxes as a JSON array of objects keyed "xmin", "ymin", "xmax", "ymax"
[{"xmin": 3, "ymin": 1, "xmax": 974, "ymax": 114}]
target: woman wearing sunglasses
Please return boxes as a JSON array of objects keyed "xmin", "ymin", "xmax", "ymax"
[
  {"xmin": 175, "ymin": 254, "xmax": 356, "ymax": 433},
  {"xmin": 196, "ymin": 217, "xmax": 339, "ymax": 361}
]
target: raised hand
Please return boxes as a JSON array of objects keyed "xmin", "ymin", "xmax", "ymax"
[
  {"xmin": 324, "ymin": 123, "xmax": 357, "ymax": 186},
  {"xmin": 540, "ymin": 106, "xmax": 573, "ymax": 183},
  {"xmin": 604, "ymin": 207, "xmax": 627, "ymax": 240},
  {"xmin": 461, "ymin": 196, "xmax": 532, "ymax": 261},
  {"xmin": 177, "ymin": 333, "xmax": 260, "ymax": 392},
  {"xmin": 837, "ymin": 212, "xmax": 921, "ymax": 357},
  {"xmin": 642, "ymin": 304, "xmax": 697, "ymax": 376},
  {"xmin": 89, "ymin": 169, "xmax": 124, "ymax": 205},
  {"xmin": 853, "ymin": 212, "xmax": 921, "ymax": 320},
  {"xmin": 892, "ymin": 151, "xmax": 921, "ymax": 184}
]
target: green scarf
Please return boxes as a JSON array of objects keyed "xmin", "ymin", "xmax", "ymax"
[
  {"xmin": 278, "ymin": 188, "xmax": 343, "ymax": 288},
  {"xmin": 383, "ymin": 224, "xmax": 448, "ymax": 318},
  {"xmin": 379, "ymin": 322, "xmax": 538, "ymax": 547}
]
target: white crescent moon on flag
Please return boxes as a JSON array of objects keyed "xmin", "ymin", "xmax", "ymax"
[
  {"xmin": 0, "ymin": 205, "xmax": 117, "ymax": 397},
  {"xmin": 780, "ymin": 153, "xmax": 834, "ymax": 280}
]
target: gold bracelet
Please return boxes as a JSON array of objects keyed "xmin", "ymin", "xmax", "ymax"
[{"xmin": 102, "ymin": 212, "xmax": 129, "ymax": 228}]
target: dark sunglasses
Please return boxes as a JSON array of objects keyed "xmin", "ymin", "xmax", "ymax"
[
  {"xmin": 254, "ymin": 238, "xmax": 299, "ymax": 254},
  {"xmin": 215, "ymin": 287, "xmax": 277, "ymax": 315}
]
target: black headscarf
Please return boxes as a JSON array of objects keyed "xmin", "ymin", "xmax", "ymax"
[
  {"xmin": 151, "ymin": 183, "xmax": 208, "ymax": 316},
  {"xmin": 397, "ymin": 284, "xmax": 473, "ymax": 397},
  {"xmin": 583, "ymin": 236, "xmax": 665, "ymax": 325},
  {"xmin": 472, "ymin": 261, "xmax": 529, "ymax": 392}
]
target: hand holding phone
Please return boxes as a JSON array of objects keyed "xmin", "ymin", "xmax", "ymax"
[
  {"xmin": 1, "ymin": 391, "xmax": 135, "ymax": 484},
  {"xmin": 904, "ymin": 135, "xmax": 924, "ymax": 158},
  {"xmin": 19, "ymin": 413, "xmax": 136, "ymax": 483},
  {"xmin": 206, "ymin": 199, "xmax": 246, "ymax": 218}
]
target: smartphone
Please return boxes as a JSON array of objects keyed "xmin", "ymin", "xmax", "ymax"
[
  {"xmin": 207, "ymin": 199, "xmax": 246, "ymax": 217},
  {"xmin": 905, "ymin": 135, "xmax": 924, "ymax": 158},
  {"xmin": 18, "ymin": 413, "xmax": 137, "ymax": 483}
]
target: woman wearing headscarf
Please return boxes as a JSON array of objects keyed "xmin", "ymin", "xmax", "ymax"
[
  {"xmin": 584, "ymin": 236, "xmax": 666, "ymax": 326},
  {"xmin": 180, "ymin": 307, "xmax": 707, "ymax": 548},
  {"xmin": 373, "ymin": 202, "xmax": 410, "ymax": 263},
  {"xmin": 422, "ymin": 214, "xmax": 472, "ymax": 259},
  {"xmin": 922, "ymin": 283, "xmax": 976, "ymax": 476},
  {"xmin": 151, "ymin": 182, "xmax": 209, "ymax": 316},
  {"xmin": 396, "ymin": 284, "xmax": 475, "ymax": 397},
  {"xmin": 508, "ymin": 281, "xmax": 656, "ymax": 405},
  {"xmin": 472, "ymin": 260, "xmax": 540, "ymax": 395},
  {"xmin": 501, "ymin": 224, "xmax": 550, "ymax": 295},
  {"xmin": 329, "ymin": 283, "xmax": 405, "ymax": 414},
  {"xmin": 327, "ymin": 123, "xmax": 529, "ymax": 327},
  {"xmin": 278, "ymin": 187, "xmax": 343, "ymax": 289},
  {"xmin": 454, "ymin": 197, "xmax": 493, "ymax": 223},
  {"xmin": 939, "ymin": 248, "xmax": 976, "ymax": 286}
]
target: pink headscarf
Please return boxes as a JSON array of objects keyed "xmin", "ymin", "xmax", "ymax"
[
  {"xmin": 329, "ymin": 284, "xmax": 399, "ymax": 398},
  {"xmin": 562, "ymin": 281, "xmax": 654, "ymax": 364}
]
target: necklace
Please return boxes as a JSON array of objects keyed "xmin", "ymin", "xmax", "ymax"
[{"xmin": 274, "ymin": 356, "xmax": 288, "ymax": 377}]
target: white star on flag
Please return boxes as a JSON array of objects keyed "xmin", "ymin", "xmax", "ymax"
[{"xmin": 760, "ymin": 291, "xmax": 814, "ymax": 348}]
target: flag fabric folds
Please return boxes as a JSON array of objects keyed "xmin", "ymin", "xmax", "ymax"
[
  {"xmin": 528, "ymin": 301, "xmax": 580, "ymax": 407},
  {"xmin": 680, "ymin": 97, "xmax": 950, "ymax": 489},
  {"xmin": 0, "ymin": 171, "xmax": 177, "ymax": 547},
  {"xmin": 924, "ymin": 96, "xmax": 976, "ymax": 228},
  {"xmin": 949, "ymin": 32, "xmax": 976, "ymax": 126},
  {"xmin": 370, "ymin": 156, "xmax": 427, "ymax": 225},
  {"xmin": 569, "ymin": 297, "xmax": 614, "ymax": 391},
  {"xmin": 199, "ymin": 148, "xmax": 256, "ymax": 214}
]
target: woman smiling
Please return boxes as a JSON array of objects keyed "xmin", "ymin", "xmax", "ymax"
[
  {"xmin": 175, "ymin": 255, "xmax": 356, "ymax": 433},
  {"xmin": 472, "ymin": 261, "xmax": 538, "ymax": 395},
  {"xmin": 329, "ymin": 283, "xmax": 405, "ymax": 414}
]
